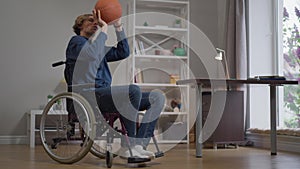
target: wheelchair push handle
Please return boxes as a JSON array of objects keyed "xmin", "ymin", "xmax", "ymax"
[{"xmin": 52, "ymin": 61, "xmax": 66, "ymax": 67}]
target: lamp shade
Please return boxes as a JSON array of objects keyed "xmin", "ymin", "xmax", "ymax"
[
  {"xmin": 215, "ymin": 52, "xmax": 223, "ymax": 61},
  {"xmin": 215, "ymin": 48, "xmax": 229, "ymax": 79}
]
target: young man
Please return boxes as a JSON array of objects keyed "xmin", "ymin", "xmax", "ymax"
[{"xmin": 64, "ymin": 10, "xmax": 165, "ymax": 159}]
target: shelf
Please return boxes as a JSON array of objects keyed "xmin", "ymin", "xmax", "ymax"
[
  {"xmin": 134, "ymin": 83, "xmax": 188, "ymax": 87},
  {"xmin": 156, "ymin": 140, "xmax": 188, "ymax": 143},
  {"xmin": 161, "ymin": 111, "xmax": 187, "ymax": 115},
  {"xmin": 33, "ymin": 110, "xmax": 68, "ymax": 115},
  {"xmin": 135, "ymin": 26, "xmax": 188, "ymax": 33},
  {"xmin": 135, "ymin": 54, "xmax": 188, "ymax": 60},
  {"xmin": 137, "ymin": 0, "xmax": 189, "ymax": 9}
]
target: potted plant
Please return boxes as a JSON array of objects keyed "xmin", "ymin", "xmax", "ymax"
[{"xmin": 174, "ymin": 19, "xmax": 181, "ymax": 28}]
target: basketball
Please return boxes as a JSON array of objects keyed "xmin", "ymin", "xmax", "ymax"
[{"xmin": 94, "ymin": 0, "xmax": 122, "ymax": 24}]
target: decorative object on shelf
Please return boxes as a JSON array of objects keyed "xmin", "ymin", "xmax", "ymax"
[
  {"xmin": 47, "ymin": 95, "xmax": 55, "ymax": 111},
  {"xmin": 134, "ymin": 68, "xmax": 144, "ymax": 83},
  {"xmin": 172, "ymin": 44, "xmax": 186, "ymax": 56},
  {"xmin": 174, "ymin": 19, "xmax": 182, "ymax": 28},
  {"xmin": 143, "ymin": 21, "xmax": 149, "ymax": 26},
  {"xmin": 163, "ymin": 105, "xmax": 174, "ymax": 112},
  {"xmin": 47, "ymin": 95, "xmax": 63, "ymax": 110},
  {"xmin": 47, "ymin": 95, "xmax": 53, "ymax": 102},
  {"xmin": 173, "ymin": 47, "xmax": 186, "ymax": 56},
  {"xmin": 94, "ymin": 0, "xmax": 122, "ymax": 24},
  {"xmin": 55, "ymin": 99, "xmax": 63, "ymax": 110},
  {"xmin": 155, "ymin": 49, "xmax": 173, "ymax": 56},
  {"xmin": 173, "ymin": 107, "xmax": 180, "ymax": 112},
  {"xmin": 170, "ymin": 98, "xmax": 181, "ymax": 112},
  {"xmin": 154, "ymin": 50, "xmax": 160, "ymax": 55},
  {"xmin": 170, "ymin": 74, "xmax": 180, "ymax": 84}
]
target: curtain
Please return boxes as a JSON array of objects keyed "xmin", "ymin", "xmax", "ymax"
[
  {"xmin": 224, "ymin": 0, "xmax": 248, "ymax": 129},
  {"xmin": 225, "ymin": 0, "xmax": 247, "ymax": 80}
]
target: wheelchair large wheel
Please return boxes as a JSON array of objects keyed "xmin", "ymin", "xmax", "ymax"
[
  {"xmin": 40, "ymin": 92, "xmax": 96, "ymax": 164},
  {"xmin": 90, "ymin": 141, "xmax": 106, "ymax": 159}
]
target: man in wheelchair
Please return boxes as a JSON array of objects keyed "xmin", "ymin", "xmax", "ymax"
[{"xmin": 64, "ymin": 10, "xmax": 165, "ymax": 160}]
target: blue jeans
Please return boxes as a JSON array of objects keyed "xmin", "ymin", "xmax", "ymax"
[{"xmin": 94, "ymin": 84, "xmax": 165, "ymax": 148}]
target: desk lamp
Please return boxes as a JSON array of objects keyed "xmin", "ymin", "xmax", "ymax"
[{"xmin": 215, "ymin": 48, "xmax": 230, "ymax": 79}]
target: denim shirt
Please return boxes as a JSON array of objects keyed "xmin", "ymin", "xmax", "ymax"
[{"xmin": 64, "ymin": 29, "xmax": 130, "ymax": 89}]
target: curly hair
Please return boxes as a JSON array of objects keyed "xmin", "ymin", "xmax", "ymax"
[{"xmin": 72, "ymin": 14, "xmax": 93, "ymax": 35}]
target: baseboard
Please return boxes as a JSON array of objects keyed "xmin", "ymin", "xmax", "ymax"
[
  {"xmin": 0, "ymin": 136, "xmax": 28, "ymax": 145},
  {"xmin": 246, "ymin": 133, "xmax": 300, "ymax": 153}
]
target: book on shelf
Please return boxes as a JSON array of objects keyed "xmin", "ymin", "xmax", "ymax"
[
  {"xmin": 134, "ymin": 68, "xmax": 144, "ymax": 83},
  {"xmin": 134, "ymin": 40, "xmax": 141, "ymax": 55},
  {"xmin": 134, "ymin": 40, "xmax": 146, "ymax": 55},
  {"xmin": 139, "ymin": 41, "xmax": 146, "ymax": 55}
]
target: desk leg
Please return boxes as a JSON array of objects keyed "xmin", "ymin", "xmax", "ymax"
[
  {"xmin": 270, "ymin": 85, "xmax": 277, "ymax": 155},
  {"xmin": 196, "ymin": 85, "xmax": 203, "ymax": 158}
]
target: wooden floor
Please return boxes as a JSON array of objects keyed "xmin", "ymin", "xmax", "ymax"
[{"xmin": 1, "ymin": 144, "xmax": 300, "ymax": 169}]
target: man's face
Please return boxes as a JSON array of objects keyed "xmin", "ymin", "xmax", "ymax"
[{"xmin": 81, "ymin": 16, "xmax": 98, "ymax": 37}]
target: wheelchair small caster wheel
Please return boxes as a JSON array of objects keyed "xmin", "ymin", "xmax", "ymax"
[
  {"xmin": 128, "ymin": 156, "xmax": 151, "ymax": 163},
  {"xmin": 106, "ymin": 151, "xmax": 113, "ymax": 168},
  {"xmin": 51, "ymin": 144, "xmax": 57, "ymax": 149},
  {"xmin": 155, "ymin": 151, "xmax": 164, "ymax": 158}
]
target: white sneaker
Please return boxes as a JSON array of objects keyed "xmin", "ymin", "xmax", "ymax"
[
  {"xmin": 118, "ymin": 147, "xmax": 149, "ymax": 159},
  {"xmin": 134, "ymin": 145, "xmax": 155, "ymax": 158}
]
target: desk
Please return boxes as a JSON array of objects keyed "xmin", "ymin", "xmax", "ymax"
[
  {"xmin": 176, "ymin": 78, "xmax": 298, "ymax": 157},
  {"xmin": 27, "ymin": 110, "xmax": 68, "ymax": 148}
]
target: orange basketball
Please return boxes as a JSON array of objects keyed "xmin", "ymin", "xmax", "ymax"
[{"xmin": 94, "ymin": 0, "xmax": 122, "ymax": 24}]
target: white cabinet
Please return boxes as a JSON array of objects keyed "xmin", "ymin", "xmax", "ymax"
[
  {"xmin": 126, "ymin": 0, "xmax": 190, "ymax": 143},
  {"xmin": 27, "ymin": 110, "xmax": 68, "ymax": 148}
]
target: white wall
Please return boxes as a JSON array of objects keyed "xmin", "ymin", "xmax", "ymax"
[
  {"xmin": 0, "ymin": 0, "xmax": 227, "ymax": 144},
  {"xmin": 189, "ymin": 0, "xmax": 225, "ymax": 78},
  {"xmin": 0, "ymin": 0, "xmax": 134, "ymax": 143}
]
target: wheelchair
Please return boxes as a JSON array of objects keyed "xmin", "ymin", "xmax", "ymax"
[{"xmin": 39, "ymin": 61, "xmax": 164, "ymax": 168}]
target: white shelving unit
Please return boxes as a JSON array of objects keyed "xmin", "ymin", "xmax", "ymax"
[
  {"xmin": 126, "ymin": 0, "xmax": 190, "ymax": 143},
  {"xmin": 27, "ymin": 110, "xmax": 68, "ymax": 148}
]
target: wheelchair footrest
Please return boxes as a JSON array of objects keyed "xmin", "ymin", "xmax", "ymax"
[
  {"xmin": 127, "ymin": 156, "xmax": 151, "ymax": 163},
  {"xmin": 155, "ymin": 151, "xmax": 164, "ymax": 158}
]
